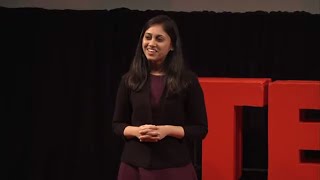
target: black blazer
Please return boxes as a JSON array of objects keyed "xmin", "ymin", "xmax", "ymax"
[{"xmin": 112, "ymin": 71, "xmax": 208, "ymax": 169}]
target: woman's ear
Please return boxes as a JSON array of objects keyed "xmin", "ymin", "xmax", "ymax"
[{"xmin": 170, "ymin": 43, "xmax": 174, "ymax": 51}]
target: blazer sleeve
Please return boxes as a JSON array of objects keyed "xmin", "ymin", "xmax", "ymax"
[
  {"xmin": 112, "ymin": 76, "xmax": 132, "ymax": 137},
  {"xmin": 183, "ymin": 74, "xmax": 208, "ymax": 140}
]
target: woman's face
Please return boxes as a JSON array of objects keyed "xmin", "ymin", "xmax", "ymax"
[{"xmin": 142, "ymin": 24, "xmax": 173, "ymax": 64}]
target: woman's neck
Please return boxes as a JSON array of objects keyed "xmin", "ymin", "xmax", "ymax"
[
  {"xmin": 150, "ymin": 62, "xmax": 165, "ymax": 76},
  {"xmin": 150, "ymin": 71, "xmax": 165, "ymax": 76}
]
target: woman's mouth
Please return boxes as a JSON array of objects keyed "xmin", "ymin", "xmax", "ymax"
[{"xmin": 147, "ymin": 48, "xmax": 157, "ymax": 52}]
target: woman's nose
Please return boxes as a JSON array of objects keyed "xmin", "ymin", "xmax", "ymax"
[{"xmin": 149, "ymin": 39, "xmax": 156, "ymax": 46}]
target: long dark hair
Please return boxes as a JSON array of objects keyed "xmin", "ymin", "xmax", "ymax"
[{"xmin": 124, "ymin": 14, "xmax": 190, "ymax": 94}]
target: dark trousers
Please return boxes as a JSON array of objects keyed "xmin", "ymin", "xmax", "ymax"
[{"xmin": 117, "ymin": 162, "xmax": 198, "ymax": 180}]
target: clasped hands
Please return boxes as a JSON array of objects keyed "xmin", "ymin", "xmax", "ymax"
[{"xmin": 137, "ymin": 124, "xmax": 168, "ymax": 142}]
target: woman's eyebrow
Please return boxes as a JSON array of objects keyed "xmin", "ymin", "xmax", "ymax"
[{"xmin": 145, "ymin": 32, "xmax": 165, "ymax": 37}]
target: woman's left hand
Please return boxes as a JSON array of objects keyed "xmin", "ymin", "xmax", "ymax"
[{"xmin": 154, "ymin": 125, "xmax": 170, "ymax": 140}]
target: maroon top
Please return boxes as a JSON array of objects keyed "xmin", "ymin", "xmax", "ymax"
[
  {"xmin": 150, "ymin": 74, "xmax": 165, "ymax": 123},
  {"xmin": 150, "ymin": 74, "xmax": 165, "ymax": 106}
]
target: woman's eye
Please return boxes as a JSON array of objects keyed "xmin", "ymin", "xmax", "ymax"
[{"xmin": 157, "ymin": 37, "xmax": 164, "ymax": 42}]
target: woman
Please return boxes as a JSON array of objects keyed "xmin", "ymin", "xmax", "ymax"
[{"xmin": 112, "ymin": 14, "xmax": 208, "ymax": 180}]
